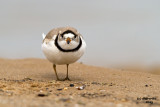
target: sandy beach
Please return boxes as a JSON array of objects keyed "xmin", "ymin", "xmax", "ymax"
[{"xmin": 0, "ymin": 58, "xmax": 159, "ymax": 107}]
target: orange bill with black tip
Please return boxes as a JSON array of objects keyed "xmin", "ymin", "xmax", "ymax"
[{"xmin": 66, "ymin": 37, "xmax": 71, "ymax": 44}]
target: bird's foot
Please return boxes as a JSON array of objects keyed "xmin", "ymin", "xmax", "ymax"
[
  {"xmin": 56, "ymin": 77, "xmax": 71, "ymax": 81},
  {"xmin": 62, "ymin": 77, "xmax": 71, "ymax": 81},
  {"xmin": 56, "ymin": 78, "xmax": 63, "ymax": 81}
]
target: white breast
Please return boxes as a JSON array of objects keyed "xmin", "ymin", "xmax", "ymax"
[{"xmin": 41, "ymin": 37, "xmax": 86, "ymax": 65}]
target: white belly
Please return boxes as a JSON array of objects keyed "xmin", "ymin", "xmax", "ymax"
[{"xmin": 41, "ymin": 41, "xmax": 86, "ymax": 65}]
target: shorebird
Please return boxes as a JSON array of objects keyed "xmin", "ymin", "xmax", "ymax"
[{"xmin": 42, "ymin": 27, "xmax": 86, "ymax": 81}]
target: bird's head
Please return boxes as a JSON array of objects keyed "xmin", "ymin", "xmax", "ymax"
[{"xmin": 57, "ymin": 30, "xmax": 81, "ymax": 50}]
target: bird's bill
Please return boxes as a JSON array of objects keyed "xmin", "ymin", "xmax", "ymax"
[{"xmin": 66, "ymin": 37, "xmax": 71, "ymax": 44}]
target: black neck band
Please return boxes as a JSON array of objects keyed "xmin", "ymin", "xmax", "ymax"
[{"xmin": 55, "ymin": 35, "xmax": 82, "ymax": 52}]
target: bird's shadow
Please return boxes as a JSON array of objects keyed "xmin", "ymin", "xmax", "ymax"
[{"xmin": 41, "ymin": 71, "xmax": 83, "ymax": 81}]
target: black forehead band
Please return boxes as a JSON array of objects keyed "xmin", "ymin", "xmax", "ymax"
[{"xmin": 61, "ymin": 30, "xmax": 78, "ymax": 38}]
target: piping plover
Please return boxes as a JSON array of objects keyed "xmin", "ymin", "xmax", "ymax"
[{"xmin": 42, "ymin": 27, "xmax": 86, "ymax": 81}]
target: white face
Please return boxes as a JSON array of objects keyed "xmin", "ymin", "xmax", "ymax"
[{"xmin": 58, "ymin": 33, "xmax": 80, "ymax": 50}]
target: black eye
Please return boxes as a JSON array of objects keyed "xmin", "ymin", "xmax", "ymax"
[{"xmin": 74, "ymin": 35, "xmax": 77, "ymax": 38}]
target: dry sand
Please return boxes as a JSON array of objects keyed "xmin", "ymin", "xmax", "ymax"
[{"xmin": 0, "ymin": 58, "xmax": 159, "ymax": 107}]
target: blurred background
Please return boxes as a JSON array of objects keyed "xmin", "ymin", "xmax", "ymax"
[{"xmin": 0, "ymin": 0, "xmax": 160, "ymax": 71}]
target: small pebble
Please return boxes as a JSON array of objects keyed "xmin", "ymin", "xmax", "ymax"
[
  {"xmin": 64, "ymin": 87, "xmax": 68, "ymax": 90},
  {"xmin": 59, "ymin": 98, "xmax": 70, "ymax": 102},
  {"xmin": 37, "ymin": 93, "xmax": 48, "ymax": 97},
  {"xmin": 57, "ymin": 88, "xmax": 63, "ymax": 91},
  {"xmin": 70, "ymin": 84, "xmax": 74, "ymax": 87},
  {"xmin": 76, "ymin": 86, "xmax": 85, "ymax": 90},
  {"xmin": 145, "ymin": 85, "xmax": 148, "ymax": 87}
]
